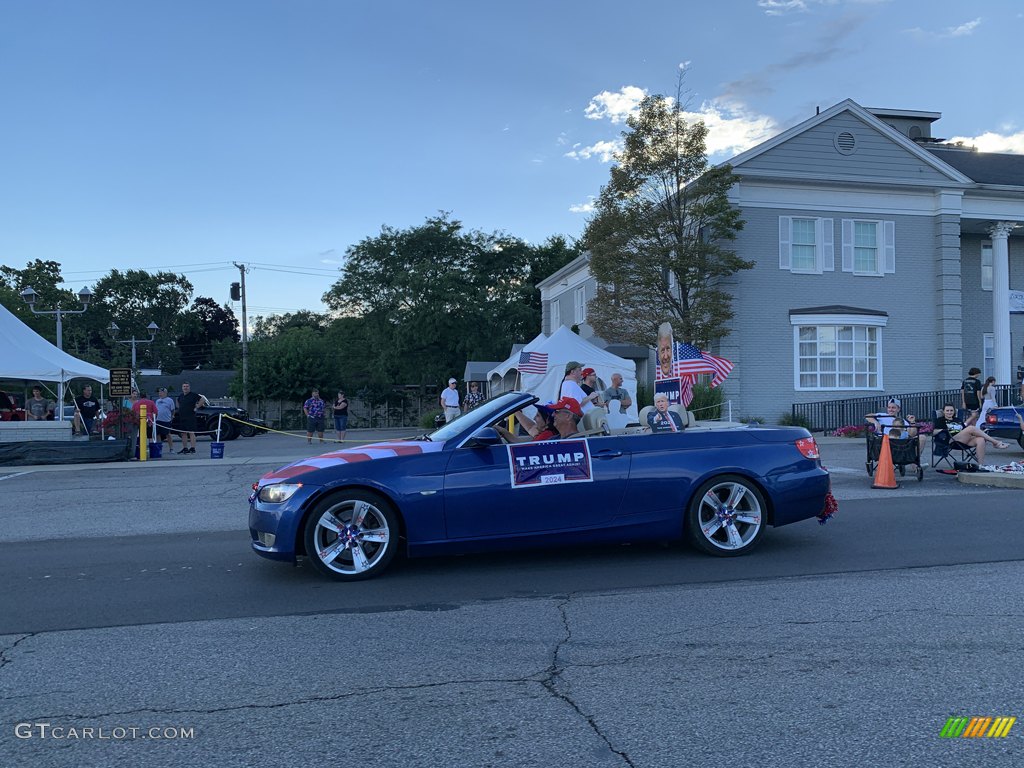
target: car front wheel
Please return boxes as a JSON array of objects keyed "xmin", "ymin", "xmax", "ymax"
[
  {"xmin": 686, "ymin": 474, "xmax": 766, "ymax": 557},
  {"xmin": 303, "ymin": 491, "xmax": 399, "ymax": 580}
]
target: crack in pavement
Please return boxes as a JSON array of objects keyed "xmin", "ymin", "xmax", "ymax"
[
  {"xmin": 538, "ymin": 596, "xmax": 637, "ymax": 768},
  {"xmin": 0, "ymin": 633, "xmax": 36, "ymax": 671}
]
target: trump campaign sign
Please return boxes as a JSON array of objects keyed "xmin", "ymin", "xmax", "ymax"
[{"xmin": 507, "ymin": 440, "xmax": 593, "ymax": 488}]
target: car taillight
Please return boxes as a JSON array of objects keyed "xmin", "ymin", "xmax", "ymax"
[
  {"xmin": 986, "ymin": 413, "xmax": 997, "ymax": 425},
  {"xmin": 795, "ymin": 437, "xmax": 820, "ymax": 459}
]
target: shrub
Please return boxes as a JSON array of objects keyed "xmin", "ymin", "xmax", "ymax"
[
  {"xmin": 739, "ymin": 415, "xmax": 765, "ymax": 425},
  {"xmin": 421, "ymin": 410, "xmax": 443, "ymax": 429},
  {"xmin": 779, "ymin": 412, "xmax": 813, "ymax": 429},
  {"xmin": 688, "ymin": 383, "xmax": 723, "ymax": 420}
]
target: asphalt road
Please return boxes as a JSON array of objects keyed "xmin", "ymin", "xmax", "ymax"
[{"xmin": 2, "ymin": 433, "xmax": 1023, "ymax": 767}]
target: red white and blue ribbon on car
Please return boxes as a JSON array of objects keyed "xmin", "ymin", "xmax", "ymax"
[{"xmin": 257, "ymin": 441, "xmax": 445, "ymax": 487}]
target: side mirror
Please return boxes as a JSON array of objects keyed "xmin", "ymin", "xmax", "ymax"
[{"xmin": 466, "ymin": 427, "xmax": 503, "ymax": 448}]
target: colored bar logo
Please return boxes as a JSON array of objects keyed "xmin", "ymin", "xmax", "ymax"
[{"xmin": 940, "ymin": 716, "xmax": 1016, "ymax": 738}]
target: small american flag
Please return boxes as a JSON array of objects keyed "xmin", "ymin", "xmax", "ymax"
[
  {"xmin": 518, "ymin": 350, "xmax": 549, "ymax": 375},
  {"xmin": 672, "ymin": 342, "xmax": 734, "ymax": 387},
  {"xmin": 680, "ymin": 375, "xmax": 694, "ymax": 407}
]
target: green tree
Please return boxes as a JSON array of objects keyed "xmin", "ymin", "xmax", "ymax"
[
  {"xmin": 322, "ymin": 214, "xmax": 577, "ymax": 385},
  {"xmin": 0, "ymin": 260, "xmax": 83, "ymax": 342},
  {"xmin": 244, "ymin": 327, "xmax": 339, "ymax": 401},
  {"xmin": 177, "ymin": 297, "xmax": 240, "ymax": 369},
  {"xmin": 91, "ymin": 269, "xmax": 194, "ymax": 372},
  {"xmin": 583, "ymin": 91, "xmax": 750, "ymax": 348}
]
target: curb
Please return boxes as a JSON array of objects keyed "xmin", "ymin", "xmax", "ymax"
[{"xmin": 956, "ymin": 471, "xmax": 1024, "ymax": 489}]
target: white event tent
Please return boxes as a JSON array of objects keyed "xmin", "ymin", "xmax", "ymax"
[
  {"xmin": 1, "ymin": 302, "xmax": 110, "ymax": 419},
  {"xmin": 488, "ymin": 326, "xmax": 639, "ymax": 428}
]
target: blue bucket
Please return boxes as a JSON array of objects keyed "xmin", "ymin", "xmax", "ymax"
[
  {"xmin": 210, "ymin": 442, "xmax": 225, "ymax": 459},
  {"xmin": 148, "ymin": 442, "xmax": 163, "ymax": 459}
]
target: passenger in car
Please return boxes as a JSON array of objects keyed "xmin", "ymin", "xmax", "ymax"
[
  {"xmin": 548, "ymin": 397, "xmax": 584, "ymax": 440},
  {"xmin": 647, "ymin": 393, "xmax": 684, "ymax": 433},
  {"xmin": 496, "ymin": 402, "xmax": 558, "ymax": 443}
]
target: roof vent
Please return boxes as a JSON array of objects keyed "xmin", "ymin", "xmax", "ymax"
[
  {"xmin": 834, "ymin": 131, "xmax": 857, "ymax": 155},
  {"xmin": 908, "ymin": 125, "xmax": 922, "ymax": 139}
]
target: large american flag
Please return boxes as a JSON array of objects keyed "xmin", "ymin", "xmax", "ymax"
[
  {"xmin": 671, "ymin": 342, "xmax": 734, "ymax": 387},
  {"xmin": 518, "ymin": 350, "xmax": 549, "ymax": 375}
]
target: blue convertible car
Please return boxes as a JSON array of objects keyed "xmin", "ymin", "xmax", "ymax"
[
  {"xmin": 249, "ymin": 392, "xmax": 832, "ymax": 580},
  {"xmin": 981, "ymin": 404, "xmax": 1024, "ymax": 450}
]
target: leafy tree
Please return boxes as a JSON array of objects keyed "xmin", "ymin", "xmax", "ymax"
[
  {"xmin": 244, "ymin": 327, "xmax": 338, "ymax": 401},
  {"xmin": 322, "ymin": 214, "xmax": 577, "ymax": 385},
  {"xmin": 250, "ymin": 310, "xmax": 329, "ymax": 341},
  {"xmin": 177, "ymin": 297, "xmax": 239, "ymax": 369},
  {"xmin": 583, "ymin": 91, "xmax": 750, "ymax": 348},
  {"xmin": 90, "ymin": 269, "xmax": 194, "ymax": 372},
  {"xmin": 0, "ymin": 259, "xmax": 83, "ymax": 341}
]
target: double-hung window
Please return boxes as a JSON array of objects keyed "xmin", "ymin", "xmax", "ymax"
[
  {"xmin": 841, "ymin": 219, "xmax": 895, "ymax": 276},
  {"xmin": 981, "ymin": 242, "xmax": 993, "ymax": 291},
  {"xmin": 549, "ymin": 299, "xmax": 561, "ymax": 332},
  {"xmin": 574, "ymin": 286, "xmax": 586, "ymax": 324},
  {"xmin": 779, "ymin": 216, "xmax": 833, "ymax": 273}
]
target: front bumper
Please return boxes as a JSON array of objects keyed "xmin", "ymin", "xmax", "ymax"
[{"xmin": 248, "ymin": 484, "xmax": 321, "ymax": 562}]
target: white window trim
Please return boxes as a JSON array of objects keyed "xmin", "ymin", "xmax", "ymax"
[
  {"xmin": 550, "ymin": 300, "xmax": 561, "ymax": 333},
  {"xmin": 790, "ymin": 313, "xmax": 887, "ymax": 392},
  {"xmin": 981, "ymin": 241, "xmax": 993, "ymax": 292},
  {"xmin": 841, "ymin": 218, "xmax": 895, "ymax": 277},
  {"xmin": 779, "ymin": 216, "xmax": 834, "ymax": 274},
  {"xmin": 574, "ymin": 286, "xmax": 586, "ymax": 325}
]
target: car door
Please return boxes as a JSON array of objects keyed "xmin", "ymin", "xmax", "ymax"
[{"xmin": 442, "ymin": 435, "xmax": 632, "ymax": 539}]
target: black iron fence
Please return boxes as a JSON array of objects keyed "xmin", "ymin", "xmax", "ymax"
[{"xmin": 793, "ymin": 384, "xmax": 1022, "ymax": 433}]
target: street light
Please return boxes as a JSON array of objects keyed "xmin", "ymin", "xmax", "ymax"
[
  {"xmin": 20, "ymin": 285, "xmax": 94, "ymax": 350},
  {"xmin": 109, "ymin": 321, "xmax": 160, "ymax": 375}
]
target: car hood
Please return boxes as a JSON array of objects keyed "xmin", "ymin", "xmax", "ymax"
[{"xmin": 257, "ymin": 440, "xmax": 445, "ymax": 488}]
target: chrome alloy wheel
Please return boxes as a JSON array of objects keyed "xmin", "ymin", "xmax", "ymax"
[
  {"xmin": 693, "ymin": 478, "xmax": 764, "ymax": 553},
  {"xmin": 309, "ymin": 497, "xmax": 393, "ymax": 577}
]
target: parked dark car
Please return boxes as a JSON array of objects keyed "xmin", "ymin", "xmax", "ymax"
[
  {"xmin": 981, "ymin": 405, "xmax": 1024, "ymax": 450},
  {"xmin": 175, "ymin": 405, "xmax": 267, "ymax": 441}
]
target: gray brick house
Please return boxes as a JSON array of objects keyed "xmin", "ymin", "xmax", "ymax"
[{"xmin": 539, "ymin": 99, "xmax": 1024, "ymax": 420}]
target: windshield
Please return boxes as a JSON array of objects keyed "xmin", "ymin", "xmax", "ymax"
[{"xmin": 429, "ymin": 392, "xmax": 533, "ymax": 442}]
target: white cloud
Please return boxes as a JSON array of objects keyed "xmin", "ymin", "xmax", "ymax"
[
  {"xmin": 565, "ymin": 140, "xmax": 622, "ymax": 162},
  {"xmin": 584, "ymin": 86, "xmax": 647, "ymax": 124},
  {"xmin": 567, "ymin": 99, "xmax": 777, "ymax": 162},
  {"xmin": 947, "ymin": 17, "xmax": 981, "ymax": 36},
  {"xmin": 946, "ymin": 131, "xmax": 1024, "ymax": 154},
  {"xmin": 569, "ymin": 197, "xmax": 596, "ymax": 214},
  {"xmin": 906, "ymin": 17, "xmax": 982, "ymax": 39}
]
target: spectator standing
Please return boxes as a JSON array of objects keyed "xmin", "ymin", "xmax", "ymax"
[
  {"xmin": 560, "ymin": 362, "xmax": 596, "ymax": 414},
  {"xmin": 130, "ymin": 389, "xmax": 158, "ymax": 456},
  {"xmin": 74, "ymin": 384, "xmax": 100, "ymax": 435},
  {"xmin": 26, "ymin": 387, "xmax": 49, "ymax": 421},
  {"xmin": 440, "ymin": 378, "xmax": 461, "ymax": 423},
  {"xmin": 154, "ymin": 387, "xmax": 177, "ymax": 454},
  {"xmin": 304, "ymin": 389, "xmax": 326, "ymax": 444},
  {"xmin": 961, "ymin": 367, "xmax": 982, "ymax": 416},
  {"xmin": 602, "ymin": 373, "xmax": 633, "ymax": 415},
  {"xmin": 332, "ymin": 390, "xmax": 349, "ymax": 442},
  {"xmin": 177, "ymin": 381, "xmax": 209, "ymax": 454},
  {"xmin": 464, "ymin": 382, "xmax": 486, "ymax": 411},
  {"xmin": 580, "ymin": 368, "xmax": 605, "ymax": 408},
  {"xmin": 978, "ymin": 376, "xmax": 998, "ymax": 425}
]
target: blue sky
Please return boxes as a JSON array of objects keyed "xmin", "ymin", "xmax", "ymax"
[{"xmin": 2, "ymin": 0, "xmax": 1021, "ymax": 321}]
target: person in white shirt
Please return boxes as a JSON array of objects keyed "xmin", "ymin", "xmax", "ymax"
[
  {"xmin": 440, "ymin": 378, "xmax": 461, "ymax": 423},
  {"xmin": 559, "ymin": 362, "xmax": 597, "ymax": 414}
]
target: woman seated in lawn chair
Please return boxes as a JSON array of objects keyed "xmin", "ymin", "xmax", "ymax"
[{"xmin": 931, "ymin": 403, "xmax": 1009, "ymax": 468}]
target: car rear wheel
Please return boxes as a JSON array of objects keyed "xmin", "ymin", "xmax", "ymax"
[
  {"xmin": 686, "ymin": 474, "xmax": 766, "ymax": 557},
  {"xmin": 240, "ymin": 423, "xmax": 257, "ymax": 438},
  {"xmin": 303, "ymin": 491, "xmax": 399, "ymax": 581}
]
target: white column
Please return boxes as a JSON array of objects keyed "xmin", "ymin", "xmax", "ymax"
[{"xmin": 989, "ymin": 222, "xmax": 1016, "ymax": 384}]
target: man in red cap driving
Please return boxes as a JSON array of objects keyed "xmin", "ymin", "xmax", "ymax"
[{"xmin": 548, "ymin": 396, "xmax": 584, "ymax": 440}]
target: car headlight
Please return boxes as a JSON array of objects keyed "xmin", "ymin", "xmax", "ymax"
[{"xmin": 258, "ymin": 483, "xmax": 303, "ymax": 503}]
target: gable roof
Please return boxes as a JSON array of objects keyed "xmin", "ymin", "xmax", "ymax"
[{"xmin": 726, "ymin": 98, "xmax": 972, "ymax": 186}]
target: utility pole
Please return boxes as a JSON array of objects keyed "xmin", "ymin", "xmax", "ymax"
[{"xmin": 232, "ymin": 262, "xmax": 250, "ymax": 412}]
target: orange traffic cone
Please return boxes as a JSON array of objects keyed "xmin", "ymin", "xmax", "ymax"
[{"xmin": 872, "ymin": 433, "xmax": 899, "ymax": 489}]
